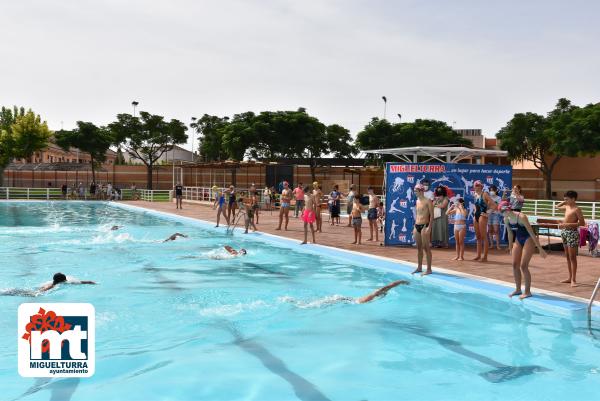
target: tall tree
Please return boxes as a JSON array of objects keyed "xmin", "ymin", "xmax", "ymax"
[
  {"xmin": 497, "ymin": 98, "xmax": 600, "ymax": 198},
  {"xmin": 55, "ymin": 121, "xmax": 114, "ymax": 183},
  {"xmin": 109, "ymin": 112, "xmax": 187, "ymax": 189},
  {"xmin": 191, "ymin": 114, "xmax": 229, "ymax": 161}
]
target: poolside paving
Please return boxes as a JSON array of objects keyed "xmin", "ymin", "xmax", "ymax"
[{"xmin": 123, "ymin": 200, "xmax": 600, "ymax": 301}]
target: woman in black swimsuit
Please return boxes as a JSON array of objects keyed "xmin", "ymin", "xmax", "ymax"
[{"xmin": 472, "ymin": 181, "xmax": 497, "ymax": 262}]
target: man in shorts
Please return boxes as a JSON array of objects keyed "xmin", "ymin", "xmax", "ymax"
[
  {"xmin": 276, "ymin": 181, "xmax": 292, "ymax": 231},
  {"xmin": 293, "ymin": 183, "xmax": 305, "ymax": 218},
  {"xmin": 312, "ymin": 182, "xmax": 324, "ymax": 232},
  {"xmin": 556, "ymin": 190, "xmax": 586, "ymax": 287},
  {"xmin": 367, "ymin": 187, "xmax": 379, "ymax": 242}
]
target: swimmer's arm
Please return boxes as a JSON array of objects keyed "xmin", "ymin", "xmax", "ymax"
[
  {"xmin": 224, "ymin": 245, "xmax": 237, "ymax": 255},
  {"xmin": 39, "ymin": 283, "xmax": 54, "ymax": 292},
  {"xmin": 483, "ymin": 192, "xmax": 497, "ymax": 211},
  {"xmin": 446, "ymin": 205, "xmax": 456, "ymax": 216},
  {"xmin": 521, "ymin": 217, "xmax": 546, "ymax": 257},
  {"xmin": 79, "ymin": 281, "xmax": 96, "ymax": 285},
  {"xmin": 505, "ymin": 215, "xmax": 514, "ymax": 250},
  {"xmin": 555, "ymin": 201, "xmax": 566, "ymax": 209},
  {"xmin": 427, "ymin": 201, "xmax": 434, "ymax": 227}
]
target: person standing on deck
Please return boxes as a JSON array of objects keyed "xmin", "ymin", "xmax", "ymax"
[
  {"xmin": 367, "ymin": 187, "xmax": 380, "ymax": 242},
  {"xmin": 213, "ymin": 188, "xmax": 229, "ymax": 227},
  {"xmin": 556, "ymin": 191, "xmax": 586, "ymax": 287},
  {"xmin": 301, "ymin": 186, "xmax": 317, "ymax": 244},
  {"xmin": 499, "ymin": 200, "xmax": 547, "ymax": 299},
  {"xmin": 351, "ymin": 196, "xmax": 365, "ymax": 245},
  {"xmin": 412, "ymin": 184, "xmax": 434, "ymax": 275},
  {"xmin": 431, "ymin": 186, "xmax": 449, "ymax": 248},
  {"xmin": 175, "ymin": 182, "xmax": 183, "ymax": 209},
  {"xmin": 226, "ymin": 185, "xmax": 237, "ymax": 221},
  {"xmin": 472, "ymin": 180, "xmax": 497, "ymax": 262},
  {"xmin": 293, "ymin": 183, "xmax": 305, "ymax": 218},
  {"xmin": 312, "ymin": 182, "xmax": 324, "ymax": 233},
  {"xmin": 276, "ymin": 181, "xmax": 292, "ymax": 231},
  {"xmin": 346, "ymin": 185, "xmax": 357, "ymax": 227}
]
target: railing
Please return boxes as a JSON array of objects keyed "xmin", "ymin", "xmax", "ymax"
[
  {"xmin": 1, "ymin": 187, "xmax": 141, "ymax": 201},
  {"xmin": 521, "ymin": 199, "xmax": 599, "ymax": 220},
  {"xmin": 140, "ymin": 189, "xmax": 172, "ymax": 202}
]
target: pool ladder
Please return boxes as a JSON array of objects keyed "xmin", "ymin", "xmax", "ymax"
[
  {"xmin": 226, "ymin": 211, "xmax": 245, "ymax": 235},
  {"xmin": 589, "ymin": 277, "xmax": 600, "ymax": 319}
]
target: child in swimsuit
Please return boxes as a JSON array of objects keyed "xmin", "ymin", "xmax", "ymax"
[
  {"xmin": 446, "ymin": 198, "xmax": 467, "ymax": 260},
  {"xmin": 498, "ymin": 200, "xmax": 546, "ymax": 299},
  {"xmin": 351, "ymin": 197, "xmax": 364, "ymax": 245}
]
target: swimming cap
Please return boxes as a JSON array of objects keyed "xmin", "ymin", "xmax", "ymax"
[
  {"xmin": 414, "ymin": 183, "xmax": 425, "ymax": 191},
  {"xmin": 497, "ymin": 200, "xmax": 512, "ymax": 212},
  {"xmin": 53, "ymin": 272, "xmax": 67, "ymax": 285},
  {"xmin": 473, "ymin": 180, "xmax": 483, "ymax": 187}
]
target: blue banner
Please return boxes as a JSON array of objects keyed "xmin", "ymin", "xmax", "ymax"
[{"xmin": 384, "ymin": 163, "xmax": 512, "ymax": 246}]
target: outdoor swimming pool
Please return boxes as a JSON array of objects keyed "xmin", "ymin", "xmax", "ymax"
[{"xmin": 1, "ymin": 201, "xmax": 599, "ymax": 401}]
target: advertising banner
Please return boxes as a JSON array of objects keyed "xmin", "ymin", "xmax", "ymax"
[{"xmin": 384, "ymin": 163, "xmax": 512, "ymax": 245}]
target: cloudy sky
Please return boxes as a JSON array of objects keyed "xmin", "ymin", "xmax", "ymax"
[{"xmin": 2, "ymin": 0, "xmax": 599, "ymax": 150}]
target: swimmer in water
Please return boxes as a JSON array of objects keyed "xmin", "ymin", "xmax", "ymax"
[
  {"xmin": 284, "ymin": 280, "xmax": 409, "ymax": 307},
  {"xmin": 2, "ymin": 273, "xmax": 96, "ymax": 296},
  {"xmin": 224, "ymin": 245, "xmax": 247, "ymax": 256},
  {"xmin": 163, "ymin": 233, "xmax": 188, "ymax": 242},
  {"xmin": 38, "ymin": 273, "xmax": 96, "ymax": 292},
  {"xmin": 111, "ymin": 225, "xmax": 122, "ymax": 231}
]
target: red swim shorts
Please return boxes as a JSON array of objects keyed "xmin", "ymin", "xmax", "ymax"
[{"xmin": 302, "ymin": 209, "xmax": 316, "ymax": 224}]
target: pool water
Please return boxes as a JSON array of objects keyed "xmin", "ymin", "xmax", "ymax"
[{"xmin": 1, "ymin": 202, "xmax": 599, "ymax": 401}]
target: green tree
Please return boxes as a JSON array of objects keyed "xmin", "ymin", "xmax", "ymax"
[
  {"xmin": 191, "ymin": 114, "xmax": 229, "ymax": 161},
  {"xmin": 497, "ymin": 98, "xmax": 600, "ymax": 198},
  {"xmin": 109, "ymin": 111, "xmax": 188, "ymax": 189},
  {"xmin": 356, "ymin": 118, "xmax": 470, "ymax": 163},
  {"xmin": 0, "ymin": 107, "xmax": 51, "ymax": 185},
  {"xmin": 55, "ymin": 122, "xmax": 115, "ymax": 183}
]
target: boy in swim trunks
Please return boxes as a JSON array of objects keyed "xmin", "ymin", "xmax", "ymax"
[
  {"xmin": 351, "ymin": 196, "xmax": 364, "ymax": 245},
  {"xmin": 556, "ymin": 190, "xmax": 586, "ymax": 287},
  {"xmin": 412, "ymin": 184, "xmax": 434, "ymax": 275},
  {"xmin": 301, "ymin": 186, "xmax": 317, "ymax": 244},
  {"xmin": 367, "ymin": 187, "xmax": 379, "ymax": 242},
  {"xmin": 276, "ymin": 181, "xmax": 292, "ymax": 231}
]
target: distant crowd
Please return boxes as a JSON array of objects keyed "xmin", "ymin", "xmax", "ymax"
[{"xmin": 56, "ymin": 181, "xmax": 139, "ymax": 201}]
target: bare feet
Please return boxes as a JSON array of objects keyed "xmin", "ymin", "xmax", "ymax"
[
  {"xmin": 300, "ymin": 241, "xmax": 307, "ymax": 245},
  {"xmin": 472, "ymin": 256, "xmax": 481, "ymax": 261},
  {"xmin": 508, "ymin": 290, "xmax": 522, "ymax": 297},
  {"xmin": 571, "ymin": 282, "xmax": 579, "ymax": 287},
  {"xmin": 367, "ymin": 238, "xmax": 373, "ymax": 241},
  {"xmin": 519, "ymin": 292, "xmax": 532, "ymax": 300},
  {"xmin": 480, "ymin": 258, "xmax": 488, "ymax": 262},
  {"xmin": 560, "ymin": 278, "xmax": 571, "ymax": 283},
  {"xmin": 351, "ymin": 241, "xmax": 357, "ymax": 244},
  {"xmin": 458, "ymin": 257, "xmax": 464, "ymax": 261},
  {"xmin": 412, "ymin": 268, "xmax": 422, "ymax": 274},
  {"xmin": 421, "ymin": 270, "xmax": 432, "ymax": 276},
  {"xmin": 275, "ymin": 227, "xmax": 281, "ymax": 231},
  {"xmin": 452, "ymin": 256, "xmax": 459, "ymax": 261}
]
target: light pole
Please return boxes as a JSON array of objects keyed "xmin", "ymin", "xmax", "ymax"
[
  {"xmin": 382, "ymin": 96, "xmax": 387, "ymax": 120},
  {"xmin": 190, "ymin": 117, "xmax": 197, "ymax": 162},
  {"xmin": 131, "ymin": 101, "xmax": 139, "ymax": 117}
]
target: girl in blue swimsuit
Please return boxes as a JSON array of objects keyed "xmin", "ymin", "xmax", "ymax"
[
  {"xmin": 498, "ymin": 200, "xmax": 546, "ymax": 299},
  {"xmin": 214, "ymin": 188, "xmax": 230, "ymax": 227}
]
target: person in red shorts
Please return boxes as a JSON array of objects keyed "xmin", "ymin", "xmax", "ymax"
[{"xmin": 301, "ymin": 186, "xmax": 317, "ymax": 244}]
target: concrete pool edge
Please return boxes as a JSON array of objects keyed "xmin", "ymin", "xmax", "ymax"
[{"xmin": 105, "ymin": 201, "xmax": 600, "ymax": 320}]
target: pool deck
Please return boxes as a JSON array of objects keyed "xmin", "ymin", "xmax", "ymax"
[{"xmin": 122, "ymin": 200, "xmax": 600, "ymax": 302}]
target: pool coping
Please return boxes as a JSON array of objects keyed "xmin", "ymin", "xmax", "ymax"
[
  {"xmin": 105, "ymin": 201, "xmax": 600, "ymax": 320},
  {"xmin": 3, "ymin": 200, "xmax": 597, "ymax": 319}
]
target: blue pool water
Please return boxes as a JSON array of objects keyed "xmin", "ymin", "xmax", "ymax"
[{"xmin": 1, "ymin": 201, "xmax": 599, "ymax": 401}]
